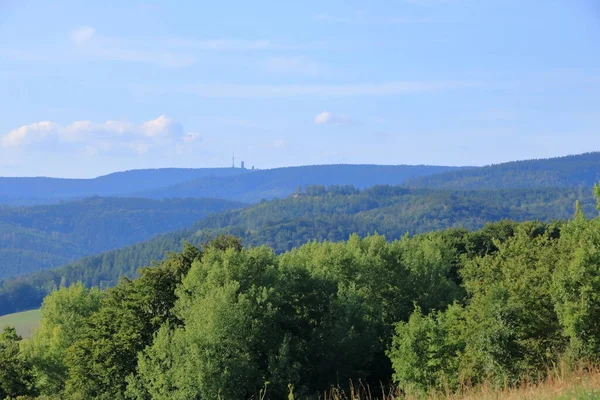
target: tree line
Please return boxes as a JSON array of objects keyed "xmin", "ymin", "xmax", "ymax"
[
  {"xmin": 3, "ymin": 188, "xmax": 600, "ymax": 398},
  {"xmin": 0, "ymin": 185, "xmax": 594, "ymax": 317}
]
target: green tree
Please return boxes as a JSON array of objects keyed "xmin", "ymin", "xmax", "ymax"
[
  {"xmin": 64, "ymin": 244, "xmax": 200, "ymax": 399},
  {"xmin": 388, "ymin": 304, "xmax": 466, "ymax": 394},
  {"xmin": 22, "ymin": 283, "xmax": 104, "ymax": 396},
  {"xmin": 552, "ymin": 216, "xmax": 600, "ymax": 360},
  {"xmin": 0, "ymin": 326, "xmax": 36, "ymax": 399},
  {"xmin": 459, "ymin": 227, "xmax": 563, "ymax": 385}
]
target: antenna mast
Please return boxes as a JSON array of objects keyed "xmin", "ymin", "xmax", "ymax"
[{"xmin": 232, "ymin": 149, "xmax": 235, "ymax": 168}]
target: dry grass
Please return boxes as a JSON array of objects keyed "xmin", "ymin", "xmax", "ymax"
[{"xmin": 309, "ymin": 363, "xmax": 600, "ymax": 400}]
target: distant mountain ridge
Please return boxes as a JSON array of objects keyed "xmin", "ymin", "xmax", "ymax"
[
  {"xmin": 407, "ymin": 152, "xmax": 600, "ymax": 189},
  {"xmin": 3, "ymin": 152, "xmax": 600, "ymax": 207},
  {"xmin": 0, "ymin": 164, "xmax": 463, "ymax": 205},
  {"xmin": 134, "ymin": 164, "xmax": 467, "ymax": 203},
  {"xmin": 0, "ymin": 167, "xmax": 249, "ymax": 205}
]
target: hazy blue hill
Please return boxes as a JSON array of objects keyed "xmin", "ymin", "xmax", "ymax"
[
  {"xmin": 0, "ymin": 197, "xmax": 245, "ymax": 279},
  {"xmin": 2, "ymin": 184, "xmax": 593, "ymax": 315},
  {"xmin": 0, "ymin": 167, "xmax": 248, "ymax": 205},
  {"xmin": 136, "ymin": 164, "xmax": 467, "ymax": 203},
  {"xmin": 407, "ymin": 152, "xmax": 600, "ymax": 189}
]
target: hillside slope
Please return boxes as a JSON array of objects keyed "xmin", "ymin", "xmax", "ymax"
[
  {"xmin": 0, "ymin": 167, "xmax": 248, "ymax": 205},
  {"xmin": 136, "ymin": 164, "xmax": 466, "ymax": 202},
  {"xmin": 407, "ymin": 152, "xmax": 600, "ymax": 189},
  {"xmin": 0, "ymin": 197, "xmax": 245, "ymax": 278},
  {"xmin": 1, "ymin": 185, "xmax": 593, "ymax": 315}
]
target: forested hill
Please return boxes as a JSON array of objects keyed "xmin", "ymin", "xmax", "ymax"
[
  {"xmin": 0, "ymin": 197, "xmax": 245, "ymax": 279},
  {"xmin": 4, "ymin": 152, "xmax": 600, "ymax": 206},
  {"xmin": 1, "ymin": 184, "xmax": 594, "ymax": 315},
  {"xmin": 133, "ymin": 164, "xmax": 466, "ymax": 203},
  {"xmin": 408, "ymin": 152, "xmax": 600, "ymax": 189},
  {"xmin": 0, "ymin": 164, "xmax": 461, "ymax": 206},
  {"xmin": 0, "ymin": 167, "xmax": 248, "ymax": 206},
  {"xmin": 9, "ymin": 209, "xmax": 600, "ymax": 399}
]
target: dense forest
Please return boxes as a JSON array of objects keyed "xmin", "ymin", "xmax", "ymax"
[
  {"xmin": 0, "ymin": 185, "xmax": 595, "ymax": 316},
  {"xmin": 0, "ymin": 197, "xmax": 245, "ymax": 279},
  {"xmin": 3, "ymin": 190, "xmax": 600, "ymax": 398},
  {"xmin": 408, "ymin": 152, "xmax": 600, "ymax": 189}
]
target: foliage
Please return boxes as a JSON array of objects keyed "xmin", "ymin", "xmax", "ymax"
[
  {"xmin": 0, "ymin": 197, "xmax": 244, "ymax": 279},
  {"xmin": 0, "ymin": 326, "xmax": 36, "ymax": 399},
  {"xmin": 408, "ymin": 152, "xmax": 600, "ymax": 189},
  {"xmin": 21, "ymin": 284, "xmax": 104, "ymax": 395},
  {"xmin": 1, "ymin": 185, "xmax": 593, "ymax": 316},
  {"xmin": 5, "ymin": 186, "xmax": 600, "ymax": 398},
  {"xmin": 136, "ymin": 164, "xmax": 462, "ymax": 203},
  {"xmin": 387, "ymin": 202, "xmax": 600, "ymax": 396},
  {"xmin": 63, "ymin": 244, "xmax": 199, "ymax": 399}
]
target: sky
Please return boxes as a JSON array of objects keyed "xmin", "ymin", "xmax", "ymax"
[{"xmin": 0, "ymin": 0, "xmax": 599, "ymax": 178}]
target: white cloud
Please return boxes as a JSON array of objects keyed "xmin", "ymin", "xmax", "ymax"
[
  {"xmin": 71, "ymin": 27, "xmax": 96, "ymax": 44},
  {"xmin": 131, "ymin": 142, "xmax": 150, "ymax": 155},
  {"xmin": 1, "ymin": 116, "xmax": 197, "ymax": 155},
  {"xmin": 314, "ymin": 111, "xmax": 352, "ymax": 125},
  {"xmin": 266, "ymin": 56, "xmax": 321, "ymax": 75},
  {"xmin": 165, "ymin": 80, "xmax": 476, "ymax": 98},
  {"xmin": 140, "ymin": 115, "xmax": 182, "ymax": 137},
  {"xmin": 2, "ymin": 121, "xmax": 58, "ymax": 147}
]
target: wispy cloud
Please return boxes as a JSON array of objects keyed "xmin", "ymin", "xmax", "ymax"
[
  {"xmin": 273, "ymin": 139, "xmax": 287, "ymax": 149},
  {"xmin": 1, "ymin": 116, "xmax": 199, "ymax": 155},
  {"xmin": 314, "ymin": 13, "xmax": 437, "ymax": 24},
  {"xmin": 153, "ymin": 80, "xmax": 478, "ymax": 98},
  {"xmin": 163, "ymin": 38, "xmax": 323, "ymax": 51},
  {"xmin": 164, "ymin": 38, "xmax": 275, "ymax": 51},
  {"xmin": 70, "ymin": 27, "xmax": 96, "ymax": 44},
  {"xmin": 404, "ymin": 0, "xmax": 454, "ymax": 6},
  {"xmin": 69, "ymin": 28, "xmax": 197, "ymax": 67},
  {"xmin": 266, "ymin": 56, "xmax": 321, "ymax": 75},
  {"xmin": 2, "ymin": 26, "xmax": 320, "ymax": 68},
  {"xmin": 314, "ymin": 111, "xmax": 353, "ymax": 125}
]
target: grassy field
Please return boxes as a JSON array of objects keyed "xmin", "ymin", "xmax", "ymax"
[
  {"xmin": 0, "ymin": 309, "xmax": 41, "ymax": 338},
  {"xmin": 316, "ymin": 364, "xmax": 600, "ymax": 400}
]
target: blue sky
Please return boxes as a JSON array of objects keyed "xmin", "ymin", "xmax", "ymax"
[{"xmin": 0, "ymin": 0, "xmax": 599, "ymax": 177}]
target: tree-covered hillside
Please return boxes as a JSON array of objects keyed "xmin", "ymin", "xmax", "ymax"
[
  {"xmin": 5, "ymin": 209, "xmax": 600, "ymax": 399},
  {"xmin": 135, "ymin": 164, "xmax": 466, "ymax": 202},
  {"xmin": 0, "ymin": 197, "xmax": 245, "ymax": 279},
  {"xmin": 0, "ymin": 167, "xmax": 248, "ymax": 206},
  {"xmin": 1, "ymin": 185, "xmax": 594, "ymax": 316},
  {"xmin": 408, "ymin": 152, "xmax": 600, "ymax": 189},
  {"xmin": 0, "ymin": 164, "xmax": 461, "ymax": 206}
]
